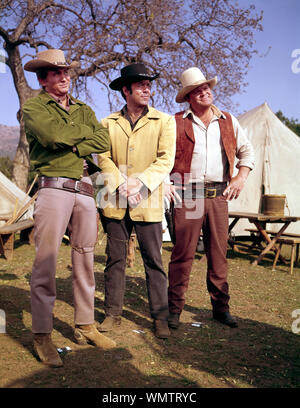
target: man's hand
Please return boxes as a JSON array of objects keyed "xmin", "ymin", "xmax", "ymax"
[
  {"xmin": 128, "ymin": 192, "xmax": 143, "ymax": 208},
  {"xmin": 118, "ymin": 175, "xmax": 144, "ymax": 207},
  {"xmin": 118, "ymin": 176, "xmax": 143, "ymax": 198},
  {"xmin": 223, "ymin": 167, "xmax": 250, "ymax": 200},
  {"xmin": 164, "ymin": 183, "xmax": 182, "ymax": 204},
  {"xmin": 127, "ymin": 177, "xmax": 143, "ymax": 197}
]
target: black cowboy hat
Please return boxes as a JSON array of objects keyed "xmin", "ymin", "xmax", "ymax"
[{"xmin": 109, "ymin": 63, "xmax": 159, "ymax": 91}]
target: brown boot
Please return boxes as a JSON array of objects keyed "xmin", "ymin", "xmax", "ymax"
[
  {"xmin": 74, "ymin": 323, "xmax": 116, "ymax": 349},
  {"xmin": 98, "ymin": 315, "xmax": 122, "ymax": 332},
  {"xmin": 33, "ymin": 333, "xmax": 63, "ymax": 368},
  {"xmin": 168, "ymin": 313, "xmax": 180, "ymax": 329},
  {"xmin": 153, "ymin": 319, "xmax": 171, "ymax": 339}
]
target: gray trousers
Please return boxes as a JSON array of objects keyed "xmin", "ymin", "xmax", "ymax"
[
  {"xmin": 103, "ymin": 211, "xmax": 169, "ymax": 320},
  {"xmin": 31, "ymin": 177, "xmax": 98, "ymax": 333}
]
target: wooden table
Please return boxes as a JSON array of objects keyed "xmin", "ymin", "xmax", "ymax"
[{"xmin": 228, "ymin": 211, "xmax": 300, "ymax": 266}]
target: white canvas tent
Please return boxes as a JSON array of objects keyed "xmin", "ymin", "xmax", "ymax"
[
  {"xmin": 229, "ymin": 102, "xmax": 300, "ymax": 235},
  {"xmin": 0, "ymin": 171, "xmax": 34, "ymax": 227}
]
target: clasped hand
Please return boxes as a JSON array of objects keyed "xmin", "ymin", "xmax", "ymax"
[{"xmin": 118, "ymin": 175, "xmax": 143, "ymax": 207}]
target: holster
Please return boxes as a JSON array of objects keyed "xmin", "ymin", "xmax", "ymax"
[{"xmin": 165, "ymin": 201, "xmax": 176, "ymax": 245}]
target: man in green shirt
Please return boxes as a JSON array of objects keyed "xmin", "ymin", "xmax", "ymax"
[{"xmin": 23, "ymin": 49, "xmax": 115, "ymax": 368}]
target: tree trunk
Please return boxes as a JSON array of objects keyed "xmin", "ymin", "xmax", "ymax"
[
  {"xmin": 5, "ymin": 44, "xmax": 39, "ymax": 191},
  {"xmin": 12, "ymin": 111, "xmax": 30, "ymax": 192}
]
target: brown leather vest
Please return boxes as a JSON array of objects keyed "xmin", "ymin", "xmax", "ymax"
[{"xmin": 170, "ymin": 111, "xmax": 236, "ymax": 185}]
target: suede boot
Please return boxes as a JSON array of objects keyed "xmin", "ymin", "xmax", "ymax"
[
  {"xmin": 33, "ymin": 333, "xmax": 63, "ymax": 368},
  {"xmin": 98, "ymin": 316, "xmax": 122, "ymax": 332},
  {"xmin": 74, "ymin": 323, "xmax": 116, "ymax": 349}
]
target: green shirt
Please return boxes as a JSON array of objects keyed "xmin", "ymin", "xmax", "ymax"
[{"xmin": 23, "ymin": 90, "xmax": 110, "ymax": 179}]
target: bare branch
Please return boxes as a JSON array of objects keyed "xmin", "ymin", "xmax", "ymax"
[
  {"xmin": 12, "ymin": 0, "xmax": 54, "ymax": 41},
  {"xmin": 0, "ymin": 0, "xmax": 264, "ymax": 189},
  {"xmin": 0, "ymin": 25, "xmax": 10, "ymax": 43}
]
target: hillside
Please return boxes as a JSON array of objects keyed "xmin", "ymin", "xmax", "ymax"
[{"xmin": 0, "ymin": 124, "xmax": 19, "ymax": 158}]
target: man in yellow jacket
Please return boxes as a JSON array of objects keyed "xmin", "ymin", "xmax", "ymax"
[{"xmin": 97, "ymin": 63, "xmax": 176, "ymax": 338}]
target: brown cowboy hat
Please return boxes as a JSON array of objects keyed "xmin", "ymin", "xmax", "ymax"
[
  {"xmin": 24, "ymin": 49, "xmax": 79, "ymax": 72},
  {"xmin": 109, "ymin": 63, "xmax": 159, "ymax": 90},
  {"xmin": 176, "ymin": 67, "xmax": 217, "ymax": 103}
]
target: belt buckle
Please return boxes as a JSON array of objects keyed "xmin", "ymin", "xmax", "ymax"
[
  {"xmin": 74, "ymin": 181, "xmax": 81, "ymax": 192},
  {"xmin": 205, "ymin": 188, "xmax": 216, "ymax": 198}
]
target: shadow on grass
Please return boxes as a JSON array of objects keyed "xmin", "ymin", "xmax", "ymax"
[
  {"xmin": 1, "ymin": 269, "xmax": 299, "ymax": 388},
  {"xmin": 94, "ymin": 254, "xmax": 107, "ymax": 265},
  {"xmin": 4, "ymin": 344, "xmax": 176, "ymax": 388},
  {"xmin": 1, "ymin": 234, "xmax": 298, "ymax": 388},
  {"xmin": 181, "ymin": 305, "xmax": 299, "ymax": 388},
  {"xmin": 163, "ymin": 240, "xmax": 292, "ymax": 270},
  {"xmin": 0, "ymin": 271, "xmax": 19, "ymax": 280}
]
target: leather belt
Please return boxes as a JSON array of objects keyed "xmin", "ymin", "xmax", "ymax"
[
  {"xmin": 38, "ymin": 176, "xmax": 94, "ymax": 197},
  {"xmin": 176, "ymin": 182, "xmax": 227, "ymax": 199}
]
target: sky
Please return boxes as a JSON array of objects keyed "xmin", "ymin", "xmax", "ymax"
[{"xmin": 0, "ymin": 0, "xmax": 299, "ymax": 126}]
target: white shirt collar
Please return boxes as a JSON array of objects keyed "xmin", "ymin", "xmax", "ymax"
[{"xmin": 183, "ymin": 104, "xmax": 226, "ymax": 121}]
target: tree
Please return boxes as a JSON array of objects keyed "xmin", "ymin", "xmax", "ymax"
[
  {"xmin": 0, "ymin": 0, "xmax": 263, "ymax": 190},
  {"xmin": 275, "ymin": 110, "xmax": 300, "ymax": 137}
]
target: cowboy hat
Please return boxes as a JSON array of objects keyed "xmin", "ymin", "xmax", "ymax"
[
  {"xmin": 109, "ymin": 63, "xmax": 159, "ymax": 90},
  {"xmin": 176, "ymin": 67, "xmax": 217, "ymax": 103},
  {"xmin": 24, "ymin": 49, "xmax": 79, "ymax": 72}
]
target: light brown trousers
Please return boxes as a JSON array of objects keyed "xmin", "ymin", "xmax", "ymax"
[{"xmin": 31, "ymin": 177, "xmax": 98, "ymax": 333}]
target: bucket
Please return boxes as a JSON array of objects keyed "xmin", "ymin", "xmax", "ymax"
[{"xmin": 261, "ymin": 194, "xmax": 286, "ymax": 216}]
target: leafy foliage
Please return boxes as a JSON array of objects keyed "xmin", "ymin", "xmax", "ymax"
[
  {"xmin": 0, "ymin": 155, "xmax": 13, "ymax": 179},
  {"xmin": 275, "ymin": 110, "xmax": 300, "ymax": 137}
]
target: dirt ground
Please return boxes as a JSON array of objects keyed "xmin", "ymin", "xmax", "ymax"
[{"xmin": 0, "ymin": 231, "xmax": 299, "ymax": 389}]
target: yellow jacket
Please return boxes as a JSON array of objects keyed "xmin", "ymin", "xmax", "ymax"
[{"xmin": 97, "ymin": 106, "xmax": 176, "ymax": 222}]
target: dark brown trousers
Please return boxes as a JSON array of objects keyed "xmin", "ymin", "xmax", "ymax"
[
  {"xmin": 168, "ymin": 195, "xmax": 230, "ymax": 314},
  {"xmin": 103, "ymin": 212, "xmax": 169, "ymax": 320}
]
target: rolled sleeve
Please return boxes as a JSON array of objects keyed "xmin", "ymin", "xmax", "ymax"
[{"xmin": 231, "ymin": 115, "xmax": 255, "ymax": 170}]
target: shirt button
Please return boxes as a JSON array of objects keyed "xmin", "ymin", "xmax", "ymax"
[{"xmin": 129, "ymin": 146, "xmax": 134, "ymax": 151}]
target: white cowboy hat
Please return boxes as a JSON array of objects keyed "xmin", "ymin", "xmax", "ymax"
[
  {"xmin": 24, "ymin": 49, "xmax": 79, "ymax": 72},
  {"xmin": 176, "ymin": 67, "xmax": 217, "ymax": 103}
]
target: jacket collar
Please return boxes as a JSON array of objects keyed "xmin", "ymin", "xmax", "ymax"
[
  {"xmin": 109, "ymin": 105, "xmax": 160, "ymax": 120},
  {"xmin": 108, "ymin": 106, "xmax": 160, "ymax": 137},
  {"xmin": 121, "ymin": 105, "xmax": 149, "ymax": 130},
  {"xmin": 38, "ymin": 90, "xmax": 85, "ymax": 106}
]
